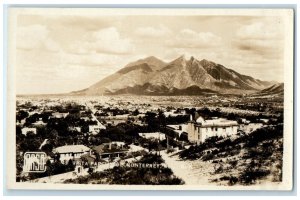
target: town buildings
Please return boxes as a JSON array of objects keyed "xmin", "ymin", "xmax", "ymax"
[
  {"xmin": 187, "ymin": 116, "xmax": 238, "ymax": 144},
  {"xmin": 21, "ymin": 127, "xmax": 37, "ymax": 136},
  {"xmin": 51, "ymin": 112, "xmax": 69, "ymax": 119},
  {"xmin": 166, "ymin": 124, "xmax": 188, "ymax": 138},
  {"xmin": 53, "ymin": 145, "xmax": 91, "ymax": 164},
  {"xmin": 138, "ymin": 132, "xmax": 166, "ymax": 141},
  {"xmin": 88, "ymin": 123, "xmax": 106, "ymax": 134},
  {"xmin": 93, "ymin": 142, "xmax": 129, "ymax": 159}
]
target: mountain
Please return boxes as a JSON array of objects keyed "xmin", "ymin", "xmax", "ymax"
[
  {"xmin": 123, "ymin": 56, "xmax": 166, "ymax": 71},
  {"xmin": 258, "ymin": 83, "xmax": 284, "ymax": 96},
  {"xmin": 72, "ymin": 55, "xmax": 274, "ymax": 96}
]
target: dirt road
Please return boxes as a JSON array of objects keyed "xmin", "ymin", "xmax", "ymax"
[{"xmin": 160, "ymin": 150, "xmax": 215, "ymax": 185}]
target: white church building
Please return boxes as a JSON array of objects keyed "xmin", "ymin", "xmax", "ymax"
[{"xmin": 187, "ymin": 115, "xmax": 238, "ymax": 144}]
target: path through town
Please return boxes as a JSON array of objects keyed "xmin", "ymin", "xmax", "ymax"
[{"xmin": 160, "ymin": 150, "xmax": 215, "ymax": 185}]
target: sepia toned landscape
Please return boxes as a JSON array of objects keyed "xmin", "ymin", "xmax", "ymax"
[
  {"xmin": 7, "ymin": 8, "xmax": 293, "ymax": 190},
  {"xmin": 16, "ymin": 55, "xmax": 284, "ymax": 186}
]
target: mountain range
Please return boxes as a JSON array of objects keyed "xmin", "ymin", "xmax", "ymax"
[
  {"xmin": 257, "ymin": 83, "xmax": 284, "ymax": 96},
  {"xmin": 71, "ymin": 55, "xmax": 278, "ymax": 96}
]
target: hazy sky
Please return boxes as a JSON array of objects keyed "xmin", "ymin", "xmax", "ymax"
[{"xmin": 14, "ymin": 11, "xmax": 286, "ymax": 94}]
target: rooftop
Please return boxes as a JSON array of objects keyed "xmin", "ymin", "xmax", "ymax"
[
  {"xmin": 53, "ymin": 145, "xmax": 90, "ymax": 154},
  {"xmin": 93, "ymin": 144, "xmax": 128, "ymax": 154},
  {"xmin": 195, "ymin": 116, "xmax": 238, "ymax": 127}
]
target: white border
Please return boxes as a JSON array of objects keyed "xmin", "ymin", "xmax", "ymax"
[{"xmin": 2, "ymin": 4, "xmax": 293, "ymax": 190}]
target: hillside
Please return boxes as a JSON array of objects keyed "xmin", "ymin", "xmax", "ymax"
[
  {"xmin": 178, "ymin": 125, "xmax": 283, "ymax": 185},
  {"xmin": 259, "ymin": 83, "xmax": 284, "ymax": 96}
]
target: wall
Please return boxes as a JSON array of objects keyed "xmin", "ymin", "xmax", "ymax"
[{"xmin": 187, "ymin": 122, "xmax": 238, "ymax": 144}]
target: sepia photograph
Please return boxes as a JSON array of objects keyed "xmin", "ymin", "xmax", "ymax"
[{"xmin": 5, "ymin": 7, "xmax": 294, "ymax": 190}]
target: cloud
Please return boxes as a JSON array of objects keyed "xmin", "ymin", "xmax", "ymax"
[
  {"xmin": 17, "ymin": 25, "xmax": 48, "ymax": 49},
  {"xmin": 92, "ymin": 27, "xmax": 132, "ymax": 53},
  {"xmin": 67, "ymin": 27, "xmax": 134, "ymax": 55},
  {"xmin": 234, "ymin": 40, "xmax": 283, "ymax": 58},
  {"xmin": 236, "ymin": 22, "xmax": 283, "ymax": 40},
  {"xmin": 233, "ymin": 20, "xmax": 284, "ymax": 57},
  {"xmin": 210, "ymin": 48, "xmax": 284, "ymax": 82},
  {"xmin": 63, "ymin": 52, "xmax": 124, "ymax": 67},
  {"xmin": 17, "ymin": 24, "xmax": 61, "ymax": 52},
  {"xmin": 135, "ymin": 25, "xmax": 171, "ymax": 38},
  {"xmin": 166, "ymin": 29, "xmax": 222, "ymax": 49}
]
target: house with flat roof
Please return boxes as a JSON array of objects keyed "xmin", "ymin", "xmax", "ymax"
[
  {"xmin": 187, "ymin": 115, "xmax": 238, "ymax": 144},
  {"xmin": 93, "ymin": 142, "xmax": 129, "ymax": 160},
  {"xmin": 89, "ymin": 122, "xmax": 106, "ymax": 134},
  {"xmin": 76, "ymin": 153, "xmax": 97, "ymax": 167},
  {"xmin": 138, "ymin": 132, "xmax": 166, "ymax": 141},
  {"xmin": 21, "ymin": 127, "xmax": 37, "ymax": 136},
  {"xmin": 53, "ymin": 145, "xmax": 91, "ymax": 164},
  {"xmin": 51, "ymin": 112, "xmax": 69, "ymax": 119},
  {"xmin": 166, "ymin": 124, "xmax": 188, "ymax": 137}
]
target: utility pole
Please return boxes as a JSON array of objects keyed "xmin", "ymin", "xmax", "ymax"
[
  {"xmin": 167, "ymin": 136, "xmax": 169, "ymax": 150},
  {"xmin": 158, "ymin": 132, "xmax": 161, "ymax": 156},
  {"xmin": 157, "ymin": 138, "xmax": 160, "ymax": 156}
]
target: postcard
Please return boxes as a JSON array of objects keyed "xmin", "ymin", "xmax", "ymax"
[{"xmin": 6, "ymin": 7, "xmax": 294, "ymax": 190}]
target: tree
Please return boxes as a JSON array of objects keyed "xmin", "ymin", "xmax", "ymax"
[
  {"xmin": 49, "ymin": 129, "xmax": 58, "ymax": 140},
  {"xmin": 95, "ymin": 153, "xmax": 100, "ymax": 166},
  {"xmin": 145, "ymin": 112, "xmax": 159, "ymax": 131},
  {"xmin": 16, "ymin": 153, "xmax": 23, "ymax": 177},
  {"xmin": 82, "ymin": 125, "xmax": 89, "ymax": 133},
  {"xmin": 88, "ymin": 167, "xmax": 94, "ymax": 174},
  {"xmin": 54, "ymin": 153, "xmax": 61, "ymax": 162},
  {"xmin": 65, "ymin": 113, "xmax": 80, "ymax": 126},
  {"xmin": 16, "ymin": 125, "xmax": 22, "ymax": 136},
  {"xmin": 179, "ymin": 132, "xmax": 188, "ymax": 141},
  {"xmin": 67, "ymin": 159, "xmax": 75, "ymax": 171},
  {"xmin": 42, "ymin": 115, "xmax": 50, "ymax": 123},
  {"xmin": 132, "ymin": 109, "xmax": 139, "ymax": 116},
  {"xmin": 41, "ymin": 143, "xmax": 53, "ymax": 154},
  {"xmin": 158, "ymin": 111, "xmax": 166, "ymax": 128},
  {"xmin": 26, "ymin": 131, "xmax": 36, "ymax": 138},
  {"xmin": 46, "ymin": 160, "xmax": 53, "ymax": 177},
  {"xmin": 16, "ymin": 110, "xmax": 29, "ymax": 122},
  {"xmin": 24, "ymin": 113, "xmax": 39, "ymax": 126},
  {"xmin": 198, "ymin": 107, "xmax": 211, "ymax": 119},
  {"xmin": 100, "ymin": 137, "xmax": 111, "ymax": 144}
]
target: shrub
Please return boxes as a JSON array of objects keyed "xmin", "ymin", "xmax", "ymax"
[
  {"xmin": 139, "ymin": 154, "xmax": 164, "ymax": 164},
  {"xmin": 228, "ymin": 176, "xmax": 238, "ymax": 185},
  {"xmin": 229, "ymin": 160, "xmax": 238, "ymax": 168},
  {"xmin": 202, "ymin": 153, "xmax": 214, "ymax": 161},
  {"xmin": 239, "ymin": 169, "xmax": 270, "ymax": 185}
]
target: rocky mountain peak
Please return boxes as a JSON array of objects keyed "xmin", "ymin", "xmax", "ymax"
[
  {"xmin": 170, "ymin": 55, "xmax": 187, "ymax": 66},
  {"xmin": 125, "ymin": 56, "xmax": 166, "ymax": 69},
  {"xmin": 72, "ymin": 55, "xmax": 275, "ymax": 96}
]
